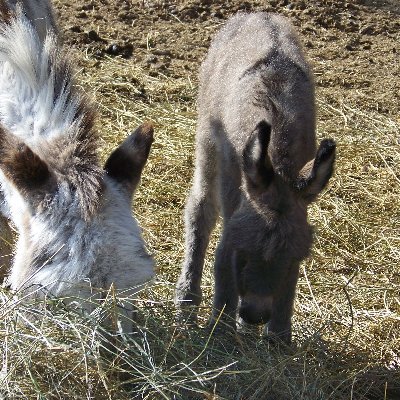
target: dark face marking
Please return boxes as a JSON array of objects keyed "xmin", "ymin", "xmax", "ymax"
[
  {"xmin": 230, "ymin": 201, "xmax": 312, "ymax": 327},
  {"xmin": 234, "ymin": 251, "xmax": 275, "ymax": 325}
]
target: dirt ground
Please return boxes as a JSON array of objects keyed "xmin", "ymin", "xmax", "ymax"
[{"xmin": 52, "ymin": 0, "xmax": 399, "ymax": 120}]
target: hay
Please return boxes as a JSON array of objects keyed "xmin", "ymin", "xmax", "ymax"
[{"xmin": 1, "ymin": 13, "xmax": 399, "ymax": 400}]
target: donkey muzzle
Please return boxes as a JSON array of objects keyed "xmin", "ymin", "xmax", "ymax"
[{"xmin": 238, "ymin": 294, "xmax": 273, "ymax": 325}]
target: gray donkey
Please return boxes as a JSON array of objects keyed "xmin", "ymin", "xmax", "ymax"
[
  {"xmin": 175, "ymin": 13, "xmax": 336, "ymax": 343},
  {"xmin": 0, "ymin": 0, "xmax": 154, "ymax": 332}
]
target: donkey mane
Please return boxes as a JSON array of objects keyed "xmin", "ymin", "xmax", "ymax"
[
  {"xmin": 249, "ymin": 50, "xmax": 315, "ymax": 183},
  {"xmin": 0, "ymin": 4, "xmax": 101, "ymax": 219}
]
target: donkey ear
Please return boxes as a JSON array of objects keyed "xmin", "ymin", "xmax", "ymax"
[
  {"xmin": 243, "ymin": 121, "xmax": 274, "ymax": 193},
  {"xmin": 296, "ymin": 139, "xmax": 336, "ymax": 202},
  {"xmin": 0, "ymin": 126, "xmax": 56, "ymax": 200},
  {"xmin": 104, "ymin": 122, "xmax": 154, "ymax": 197}
]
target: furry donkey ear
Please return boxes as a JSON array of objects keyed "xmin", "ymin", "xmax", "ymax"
[
  {"xmin": 0, "ymin": 126, "xmax": 56, "ymax": 201},
  {"xmin": 296, "ymin": 139, "xmax": 336, "ymax": 202},
  {"xmin": 243, "ymin": 121, "xmax": 274, "ymax": 193},
  {"xmin": 104, "ymin": 122, "xmax": 154, "ymax": 197}
]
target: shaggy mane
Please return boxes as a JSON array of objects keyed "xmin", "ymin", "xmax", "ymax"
[{"xmin": 0, "ymin": 2, "xmax": 102, "ymax": 219}]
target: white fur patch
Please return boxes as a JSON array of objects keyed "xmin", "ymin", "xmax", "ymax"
[{"xmin": 0, "ymin": 16, "xmax": 78, "ymax": 146}]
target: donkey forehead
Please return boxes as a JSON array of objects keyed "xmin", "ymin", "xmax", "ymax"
[
  {"xmin": 240, "ymin": 233, "xmax": 311, "ymax": 272},
  {"xmin": 258, "ymin": 175, "xmax": 303, "ymax": 204},
  {"xmin": 230, "ymin": 207, "xmax": 312, "ymax": 261},
  {"xmin": 29, "ymin": 183, "xmax": 138, "ymax": 253},
  {"xmin": 53, "ymin": 175, "xmax": 125, "ymax": 215}
]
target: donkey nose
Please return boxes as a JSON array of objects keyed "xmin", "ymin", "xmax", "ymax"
[
  {"xmin": 239, "ymin": 304, "xmax": 271, "ymax": 324},
  {"xmin": 239, "ymin": 297, "xmax": 272, "ymax": 325}
]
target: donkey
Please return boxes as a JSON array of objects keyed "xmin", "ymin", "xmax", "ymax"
[
  {"xmin": 175, "ymin": 13, "xmax": 336, "ymax": 343},
  {"xmin": 0, "ymin": 0, "xmax": 154, "ymax": 332}
]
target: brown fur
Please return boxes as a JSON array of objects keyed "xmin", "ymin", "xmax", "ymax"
[
  {"xmin": 51, "ymin": 61, "xmax": 102, "ymax": 220},
  {"xmin": 0, "ymin": 126, "xmax": 57, "ymax": 206},
  {"xmin": 0, "ymin": 0, "xmax": 12, "ymax": 24}
]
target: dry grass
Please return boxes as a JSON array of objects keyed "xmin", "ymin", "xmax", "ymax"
[{"xmin": 0, "ymin": 47, "xmax": 399, "ymax": 399}]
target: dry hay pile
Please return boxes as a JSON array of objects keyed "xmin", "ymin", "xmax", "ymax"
[{"xmin": 0, "ymin": 0, "xmax": 399, "ymax": 399}]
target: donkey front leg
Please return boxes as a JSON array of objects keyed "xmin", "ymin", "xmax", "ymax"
[
  {"xmin": 209, "ymin": 147, "xmax": 242, "ymax": 330},
  {"xmin": 263, "ymin": 263, "xmax": 300, "ymax": 344},
  {"xmin": 208, "ymin": 236, "xmax": 239, "ymax": 331},
  {"xmin": 175, "ymin": 129, "xmax": 219, "ymax": 323}
]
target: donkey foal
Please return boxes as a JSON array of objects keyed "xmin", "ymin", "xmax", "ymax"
[
  {"xmin": 0, "ymin": 0, "xmax": 154, "ymax": 333},
  {"xmin": 175, "ymin": 13, "xmax": 336, "ymax": 343}
]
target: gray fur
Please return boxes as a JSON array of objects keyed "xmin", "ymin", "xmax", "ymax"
[
  {"xmin": 0, "ymin": 0, "xmax": 154, "ymax": 334},
  {"xmin": 6, "ymin": 0, "xmax": 58, "ymax": 39},
  {"xmin": 175, "ymin": 13, "xmax": 336, "ymax": 343}
]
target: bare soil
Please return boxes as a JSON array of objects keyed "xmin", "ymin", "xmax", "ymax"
[{"xmin": 52, "ymin": 0, "xmax": 399, "ymax": 119}]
